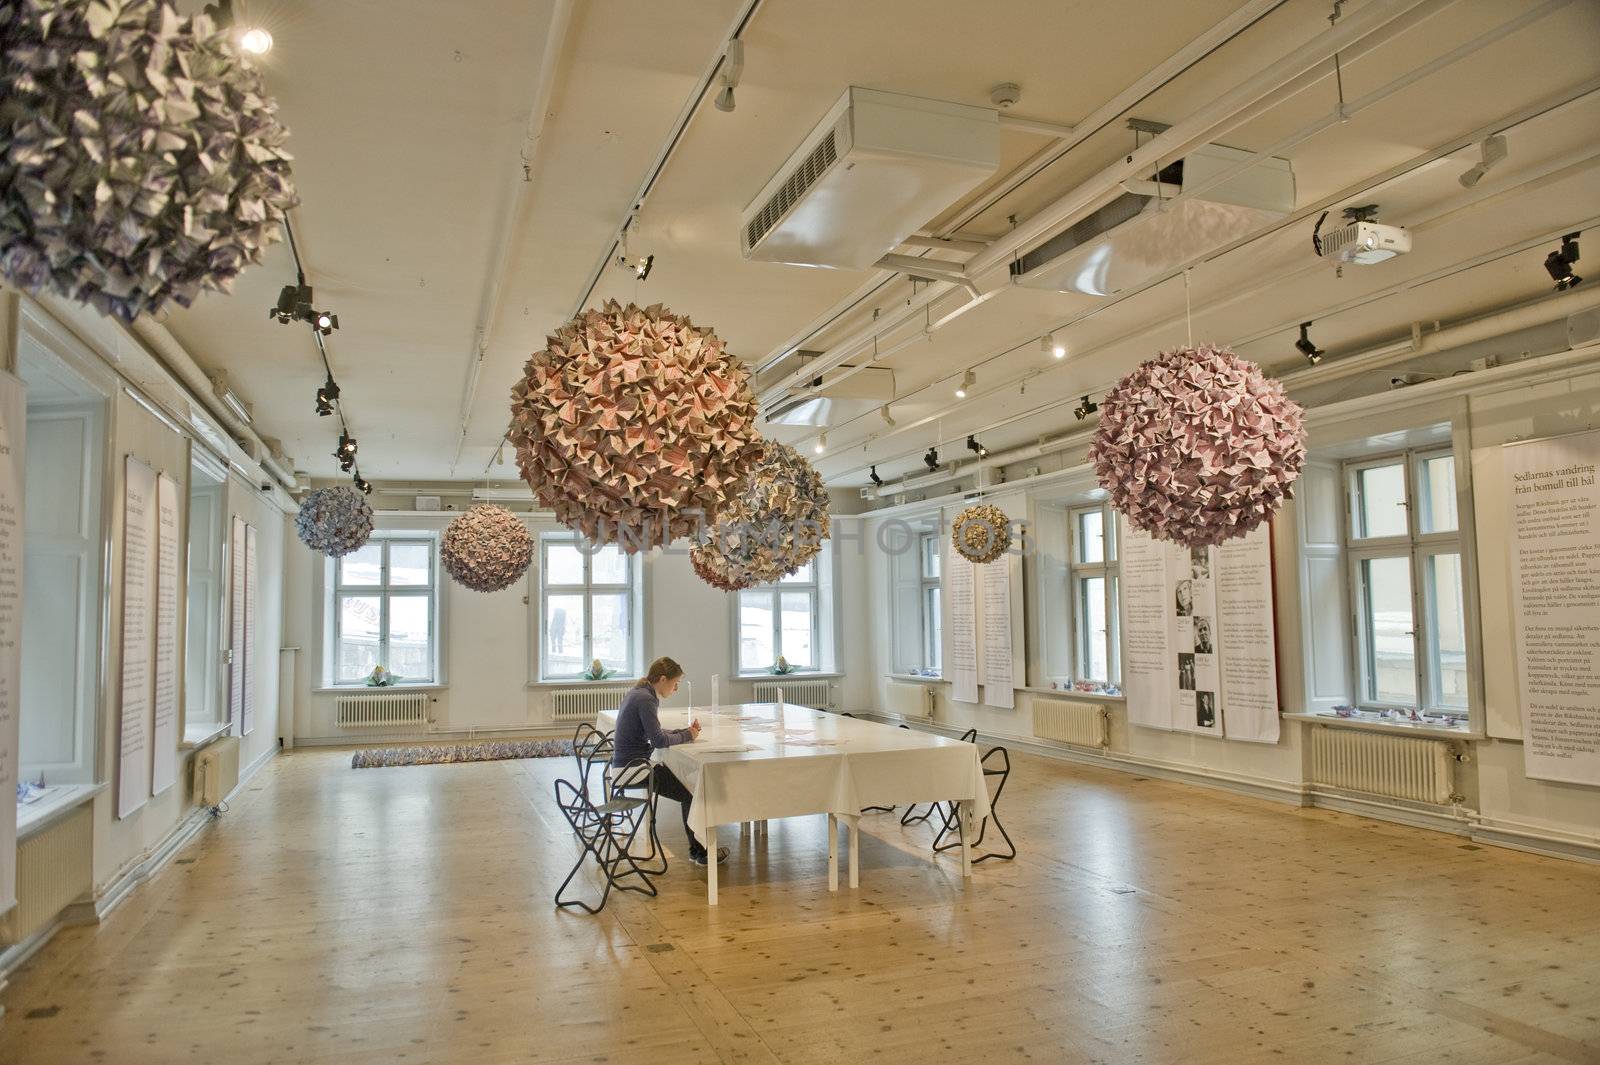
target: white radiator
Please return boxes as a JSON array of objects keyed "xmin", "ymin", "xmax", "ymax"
[
  {"xmin": 1309, "ymin": 727, "xmax": 1457, "ymax": 805},
  {"xmin": 1033, "ymin": 699, "xmax": 1109, "ymax": 748},
  {"xmin": 885, "ymin": 680, "xmax": 934, "ymax": 720},
  {"xmin": 335, "ymin": 691, "xmax": 429, "ymax": 729},
  {"xmin": 195, "ymin": 736, "xmax": 241, "ymax": 806},
  {"xmin": 754, "ymin": 679, "xmax": 832, "ymax": 709},
  {"xmin": 550, "ymin": 686, "xmax": 631, "ymax": 722},
  {"xmin": 0, "ymin": 803, "xmax": 93, "ymax": 946}
]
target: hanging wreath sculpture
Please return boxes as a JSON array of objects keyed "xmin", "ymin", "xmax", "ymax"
[
  {"xmin": 689, "ymin": 442, "xmax": 831, "ymax": 592},
  {"xmin": 440, "ymin": 504, "xmax": 533, "ymax": 593},
  {"xmin": 1088, "ymin": 344, "xmax": 1306, "ymax": 547},
  {"xmin": 295, "ymin": 487, "xmax": 374, "ymax": 557},
  {"xmin": 0, "ymin": 0, "xmax": 297, "ymax": 322},
  {"xmin": 951, "ymin": 503, "xmax": 1013, "ymax": 564},
  {"xmin": 508, "ymin": 300, "xmax": 765, "ymax": 552}
]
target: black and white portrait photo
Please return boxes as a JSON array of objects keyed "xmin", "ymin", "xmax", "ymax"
[
  {"xmin": 1175, "ymin": 579, "xmax": 1193, "ymax": 617},
  {"xmin": 1190, "ymin": 546, "xmax": 1210, "ymax": 580},
  {"xmin": 1193, "ymin": 615, "xmax": 1214, "ymax": 654},
  {"xmin": 1177, "ymin": 652, "xmax": 1196, "ymax": 690},
  {"xmin": 1196, "ymin": 691, "xmax": 1216, "ymax": 728}
]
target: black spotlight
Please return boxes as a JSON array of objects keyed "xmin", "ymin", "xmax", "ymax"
[
  {"xmin": 1073, "ymin": 395, "xmax": 1099, "ymax": 421},
  {"xmin": 869, "ymin": 465, "xmax": 883, "ymax": 487},
  {"xmin": 1295, "ymin": 322, "xmax": 1325, "ymax": 365},
  {"xmin": 353, "ymin": 473, "xmax": 372, "ymax": 495},
  {"xmin": 335, "ymin": 432, "xmax": 357, "ymax": 471},
  {"xmin": 923, "ymin": 447, "xmax": 939, "ymax": 471},
  {"xmin": 314, "ymin": 374, "xmax": 339, "ymax": 416},
  {"xmin": 966, "ymin": 434, "xmax": 989, "ymax": 459},
  {"xmin": 270, "ymin": 283, "xmax": 302, "ymax": 323},
  {"xmin": 1544, "ymin": 232, "xmax": 1582, "ymax": 290},
  {"xmin": 311, "ymin": 308, "xmax": 339, "ymax": 335}
]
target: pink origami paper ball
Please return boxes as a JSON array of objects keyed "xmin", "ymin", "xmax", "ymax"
[
  {"xmin": 509, "ymin": 300, "xmax": 765, "ymax": 552},
  {"xmin": 440, "ymin": 504, "xmax": 533, "ymax": 593},
  {"xmin": 690, "ymin": 442, "xmax": 831, "ymax": 592},
  {"xmin": 1089, "ymin": 344, "xmax": 1306, "ymax": 548}
]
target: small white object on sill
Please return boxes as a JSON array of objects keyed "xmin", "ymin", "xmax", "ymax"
[
  {"xmin": 16, "ymin": 782, "xmax": 106, "ymax": 839},
  {"xmin": 1281, "ymin": 711, "xmax": 1481, "ymax": 741}
]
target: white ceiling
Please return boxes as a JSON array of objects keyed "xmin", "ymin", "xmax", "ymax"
[{"xmin": 160, "ymin": 0, "xmax": 1600, "ymax": 490}]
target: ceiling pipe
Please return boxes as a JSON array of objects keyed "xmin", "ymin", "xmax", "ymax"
[
  {"xmin": 448, "ymin": 0, "xmax": 576, "ymax": 474},
  {"xmin": 899, "ymin": 234, "xmax": 989, "ymax": 255}
]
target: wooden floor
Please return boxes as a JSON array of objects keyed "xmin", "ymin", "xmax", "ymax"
[{"xmin": 2, "ymin": 747, "xmax": 1597, "ymax": 1065}]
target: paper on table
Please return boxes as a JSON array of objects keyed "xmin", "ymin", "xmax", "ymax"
[
  {"xmin": 779, "ymin": 738, "xmax": 838, "ymax": 747},
  {"xmin": 694, "ymin": 744, "xmax": 759, "ymax": 754}
]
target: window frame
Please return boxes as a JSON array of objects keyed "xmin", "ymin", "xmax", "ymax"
[
  {"xmin": 1342, "ymin": 448, "xmax": 1464, "ymax": 715},
  {"xmin": 1067, "ymin": 503, "xmax": 1120, "ymax": 686},
  {"xmin": 735, "ymin": 562, "xmax": 821, "ymax": 676},
  {"xmin": 919, "ymin": 531, "xmax": 942, "ymax": 674},
  {"xmin": 538, "ymin": 533, "xmax": 641, "ymax": 681},
  {"xmin": 330, "ymin": 534, "xmax": 440, "ymax": 686}
]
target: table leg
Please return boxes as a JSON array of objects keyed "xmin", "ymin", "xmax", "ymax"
[
  {"xmin": 847, "ymin": 815, "xmax": 859, "ymax": 889},
  {"xmin": 827, "ymin": 813, "xmax": 838, "ymax": 891},
  {"xmin": 708, "ymin": 824, "xmax": 718, "ymax": 906},
  {"xmin": 960, "ymin": 801, "xmax": 973, "ymax": 880}
]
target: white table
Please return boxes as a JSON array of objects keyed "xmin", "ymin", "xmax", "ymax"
[{"xmin": 597, "ymin": 702, "xmax": 991, "ymax": 905}]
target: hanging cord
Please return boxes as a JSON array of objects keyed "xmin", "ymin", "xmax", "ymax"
[
  {"xmin": 1329, "ymin": 1, "xmax": 1348, "ymax": 121},
  {"xmin": 1183, "ymin": 268, "xmax": 1194, "ymax": 347}
]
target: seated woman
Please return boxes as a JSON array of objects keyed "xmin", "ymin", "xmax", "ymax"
[{"xmin": 611, "ymin": 656, "xmax": 728, "ymax": 866}]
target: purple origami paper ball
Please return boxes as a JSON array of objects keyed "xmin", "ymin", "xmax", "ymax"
[
  {"xmin": 440, "ymin": 504, "xmax": 533, "ymax": 593},
  {"xmin": 690, "ymin": 442, "xmax": 830, "ymax": 592},
  {"xmin": 0, "ymin": 0, "xmax": 297, "ymax": 322},
  {"xmin": 1089, "ymin": 344, "xmax": 1306, "ymax": 548},
  {"xmin": 508, "ymin": 300, "xmax": 766, "ymax": 553},
  {"xmin": 295, "ymin": 487, "xmax": 374, "ymax": 557}
]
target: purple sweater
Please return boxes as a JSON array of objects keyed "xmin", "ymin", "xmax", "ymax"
[{"xmin": 611, "ymin": 683, "xmax": 690, "ymax": 767}]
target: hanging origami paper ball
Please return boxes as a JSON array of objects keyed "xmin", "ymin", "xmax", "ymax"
[
  {"xmin": 1089, "ymin": 344, "xmax": 1306, "ymax": 548},
  {"xmin": 508, "ymin": 300, "xmax": 765, "ymax": 552},
  {"xmin": 0, "ymin": 0, "xmax": 297, "ymax": 322},
  {"xmin": 690, "ymin": 442, "xmax": 830, "ymax": 591},
  {"xmin": 951, "ymin": 503, "xmax": 1013, "ymax": 564},
  {"xmin": 440, "ymin": 504, "xmax": 533, "ymax": 593},
  {"xmin": 295, "ymin": 487, "xmax": 374, "ymax": 557}
]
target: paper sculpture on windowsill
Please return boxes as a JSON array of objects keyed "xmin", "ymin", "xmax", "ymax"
[
  {"xmin": 440, "ymin": 504, "xmax": 532, "ymax": 592},
  {"xmin": 951, "ymin": 503, "xmax": 1013, "ymax": 564},
  {"xmin": 295, "ymin": 486, "xmax": 374, "ymax": 557},
  {"xmin": 689, "ymin": 442, "xmax": 830, "ymax": 592},
  {"xmin": 508, "ymin": 300, "xmax": 765, "ymax": 553},
  {"xmin": 1088, "ymin": 344, "xmax": 1306, "ymax": 547},
  {"xmin": 0, "ymin": 0, "xmax": 297, "ymax": 322}
]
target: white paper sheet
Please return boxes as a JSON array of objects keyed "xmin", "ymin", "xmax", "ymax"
[
  {"xmin": 980, "ymin": 555, "xmax": 1014, "ymax": 709},
  {"xmin": 242, "ymin": 523, "xmax": 257, "ymax": 737},
  {"xmin": 1217, "ymin": 526, "xmax": 1280, "ymax": 743},
  {"xmin": 946, "ymin": 536, "xmax": 978, "ymax": 704},
  {"xmin": 151, "ymin": 473, "xmax": 180, "ymax": 795},
  {"xmin": 0, "ymin": 370, "xmax": 26, "ymax": 914},
  {"xmin": 118, "ymin": 456, "xmax": 157, "ymax": 818}
]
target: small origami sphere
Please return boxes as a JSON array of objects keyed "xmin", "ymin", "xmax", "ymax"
[
  {"xmin": 0, "ymin": 0, "xmax": 297, "ymax": 322},
  {"xmin": 690, "ymin": 442, "xmax": 830, "ymax": 591},
  {"xmin": 440, "ymin": 504, "xmax": 532, "ymax": 592},
  {"xmin": 508, "ymin": 300, "xmax": 765, "ymax": 552},
  {"xmin": 295, "ymin": 487, "xmax": 374, "ymax": 557},
  {"xmin": 1089, "ymin": 344, "xmax": 1306, "ymax": 548},
  {"xmin": 951, "ymin": 503, "xmax": 1013, "ymax": 564}
]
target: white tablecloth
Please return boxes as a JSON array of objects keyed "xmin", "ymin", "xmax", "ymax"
[{"xmin": 597, "ymin": 702, "xmax": 991, "ymax": 834}]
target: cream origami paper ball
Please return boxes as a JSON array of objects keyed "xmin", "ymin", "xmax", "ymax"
[
  {"xmin": 0, "ymin": 0, "xmax": 296, "ymax": 322},
  {"xmin": 1089, "ymin": 344, "xmax": 1306, "ymax": 548},
  {"xmin": 951, "ymin": 503, "xmax": 1013, "ymax": 564},
  {"xmin": 509, "ymin": 301, "xmax": 765, "ymax": 552},
  {"xmin": 295, "ymin": 487, "xmax": 374, "ymax": 557},
  {"xmin": 440, "ymin": 504, "xmax": 532, "ymax": 593},
  {"xmin": 690, "ymin": 442, "xmax": 830, "ymax": 591}
]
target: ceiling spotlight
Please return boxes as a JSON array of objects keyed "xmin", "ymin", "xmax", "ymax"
[
  {"xmin": 1458, "ymin": 134, "xmax": 1507, "ymax": 188},
  {"xmin": 814, "ymin": 432, "xmax": 827, "ymax": 455},
  {"xmin": 1042, "ymin": 332, "xmax": 1066, "ymax": 359},
  {"xmin": 880, "ymin": 404, "xmax": 896, "ymax": 427},
  {"xmin": 238, "ymin": 27, "xmax": 273, "ymax": 55},
  {"xmin": 1073, "ymin": 395, "xmax": 1099, "ymax": 421},
  {"xmin": 314, "ymin": 375, "xmax": 339, "ymax": 416},
  {"xmin": 1295, "ymin": 321, "xmax": 1325, "ymax": 365},
  {"xmin": 312, "ymin": 309, "xmax": 339, "ymax": 335},
  {"xmin": 869, "ymin": 465, "xmax": 883, "ymax": 487},
  {"xmin": 204, "ymin": 0, "xmax": 272, "ymax": 56},
  {"xmin": 270, "ymin": 283, "xmax": 303, "ymax": 323},
  {"xmin": 353, "ymin": 473, "xmax": 372, "ymax": 495},
  {"xmin": 335, "ymin": 432, "xmax": 357, "ymax": 471},
  {"xmin": 954, "ymin": 369, "xmax": 975, "ymax": 399},
  {"xmin": 713, "ymin": 39, "xmax": 744, "ymax": 113},
  {"xmin": 966, "ymin": 434, "xmax": 989, "ymax": 459},
  {"xmin": 1544, "ymin": 232, "xmax": 1582, "ymax": 290},
  {"xmin": 924, "ymin": 447, "xmax": 939, "ymax": 471},
  {"xmin": 615, "ymin": 253, "xmax": 654, "ymax": 281}
]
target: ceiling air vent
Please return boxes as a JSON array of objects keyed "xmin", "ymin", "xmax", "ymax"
[{"xmin": 739, "ymin": 87, "xmax": 999, "ymax": 270}]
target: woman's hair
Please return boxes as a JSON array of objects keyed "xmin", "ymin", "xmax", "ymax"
[{"xmin": 640, "ymin": 656, "xmax": 684, "ymax": 686}]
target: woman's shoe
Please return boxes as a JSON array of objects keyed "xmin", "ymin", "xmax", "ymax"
[{"xmin": 690, "ymin": 847, "xmax": 730, "ymax": 866}]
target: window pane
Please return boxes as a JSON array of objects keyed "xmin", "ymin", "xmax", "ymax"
[
  {"xmin": 780, "ymin": 561, "xmax": 814, "ymax": 584},
  {"xmin": 1077, "ymin": 575, "xmax": 1108, "ymax": 681},
  {"xmin": 921, "ymin": 535, "xmax": 940, "ymax": 579},
  {"xmin": 780, "ymin": 591, "xmax": 814, "ymax": 668},
  {"xmin": 1418, "ymin": 455, "xmax": 1458, "ymax": 534},
  {"xmin": 1075, "ymin": 510, "xmax": 1104, "ymax": 564},
  {"xmin": 545, "ymin": 594, "xmax": 584, "ymax": 676},
  {"xmin": 923, "ymin": 586, "xmax": 942, "ymax": 672},
  {"xmin": 339, "ymin": 544, "xmax": 382, "ymax": 586},
  {"xmin": 337, "ymin": 595, "xmax": 382, "ymax": 682},
  {"xmin": 389, "ymin": 543, "xmax": 430, "ymax": 587},
  {"xmin": 591, "ymin": 593, "xmax": 632, "ymax": 673},
  {"xmin": 1108, "ymin": 575, "xmax": 1121, "ymax": 683},
  {"xmin": 1355, "ymin": 463, "xmax": 1408, "ymax": 538},
  {"xmin": 1105, "ymin": 510, "xmax": 1118, "ymax": 561},
  {"xmin": 1361, "ymin": 556, "xmax": 1415, "ymax": 704},
  {"xmin": 387, "ymin": 596, "xmax": 431, "ymax": 680},
  {"xmin": 1424, "ymin": 552, "xmax": 1468, "ymax": 709},
  {"xmin": 590, "ymin": 544, "xmax": 628, "ymax": 585},
  {"xmin": 545, "ymin": 542, "xmax": 585, "ymax": 585},
  {"xmin": 739, "ymin": 591, "xmax": 774, "ymax": 673}
]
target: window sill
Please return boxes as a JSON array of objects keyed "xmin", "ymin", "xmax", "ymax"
[
  {"xmin": 17, "ymin": 782, "xmax": 106, "ymax": 840},
  {"xmin": 1018, "ymin": 685, "xmax": 1126, "ymax": 702},
  {"xmin": 313, "ymin": 683, "xmax": 445, "ymax": 694},
  {"xmin": 736, "ymin": 671, "xmax": 844, "ymax": 681},
  {"xmin": 886, "ymin": 673, "xmax": 949, "ymax": 684},
  {"xmin": 527, "ymin": 679, "xmax": 637, "ymax": 690},
  {"xmin": 1283, "ymin": 711, "xmax": 1481, "ymax": 741},
  {"xmin": 181, "ymin": 721, "xmax": 232, "ymax": 750}
]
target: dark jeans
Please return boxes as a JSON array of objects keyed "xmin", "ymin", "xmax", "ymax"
[{"xmin": 621, "ymin": 764, "xmax": 703, "ymax": 857}]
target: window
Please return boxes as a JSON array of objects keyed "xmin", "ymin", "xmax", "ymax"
[
  {"xmin": 920, "ymin": 532, "xmax": 942, "ymax": 674},
  {"xmin": 332, "ymin": 536, "xmax": 438, "ymax": 684},
  {"xmin": 1069, "ymin": 504, "xmax": 1120, "ymax": 686},
  {"xmin": 184, "ymin": 452, "xmax": 227, "ymax": 732},
  {"xmin": 540, "ymin": 534, "xmax": 639, "ymax": 680},
  {"xmin": 1345, "ymin": 450, "xmax": 1467, "ymax": 718},
  {"xmin": 737, "ymin": 561, "xmax": 819, "ymax": 674}
]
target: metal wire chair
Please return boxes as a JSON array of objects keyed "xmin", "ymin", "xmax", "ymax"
[
  {"xmin": 553, "ymin": 758, "xmax": 658, "ymax": 914},
  {"xmin": 931, "ymin": 741, "xmax": 1015, "ymax": 863}
]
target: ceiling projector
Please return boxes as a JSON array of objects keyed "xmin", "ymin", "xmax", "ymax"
[{"xmin": 1315, "ymin": 205, "xmax": 1411, "ymax": 265}]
